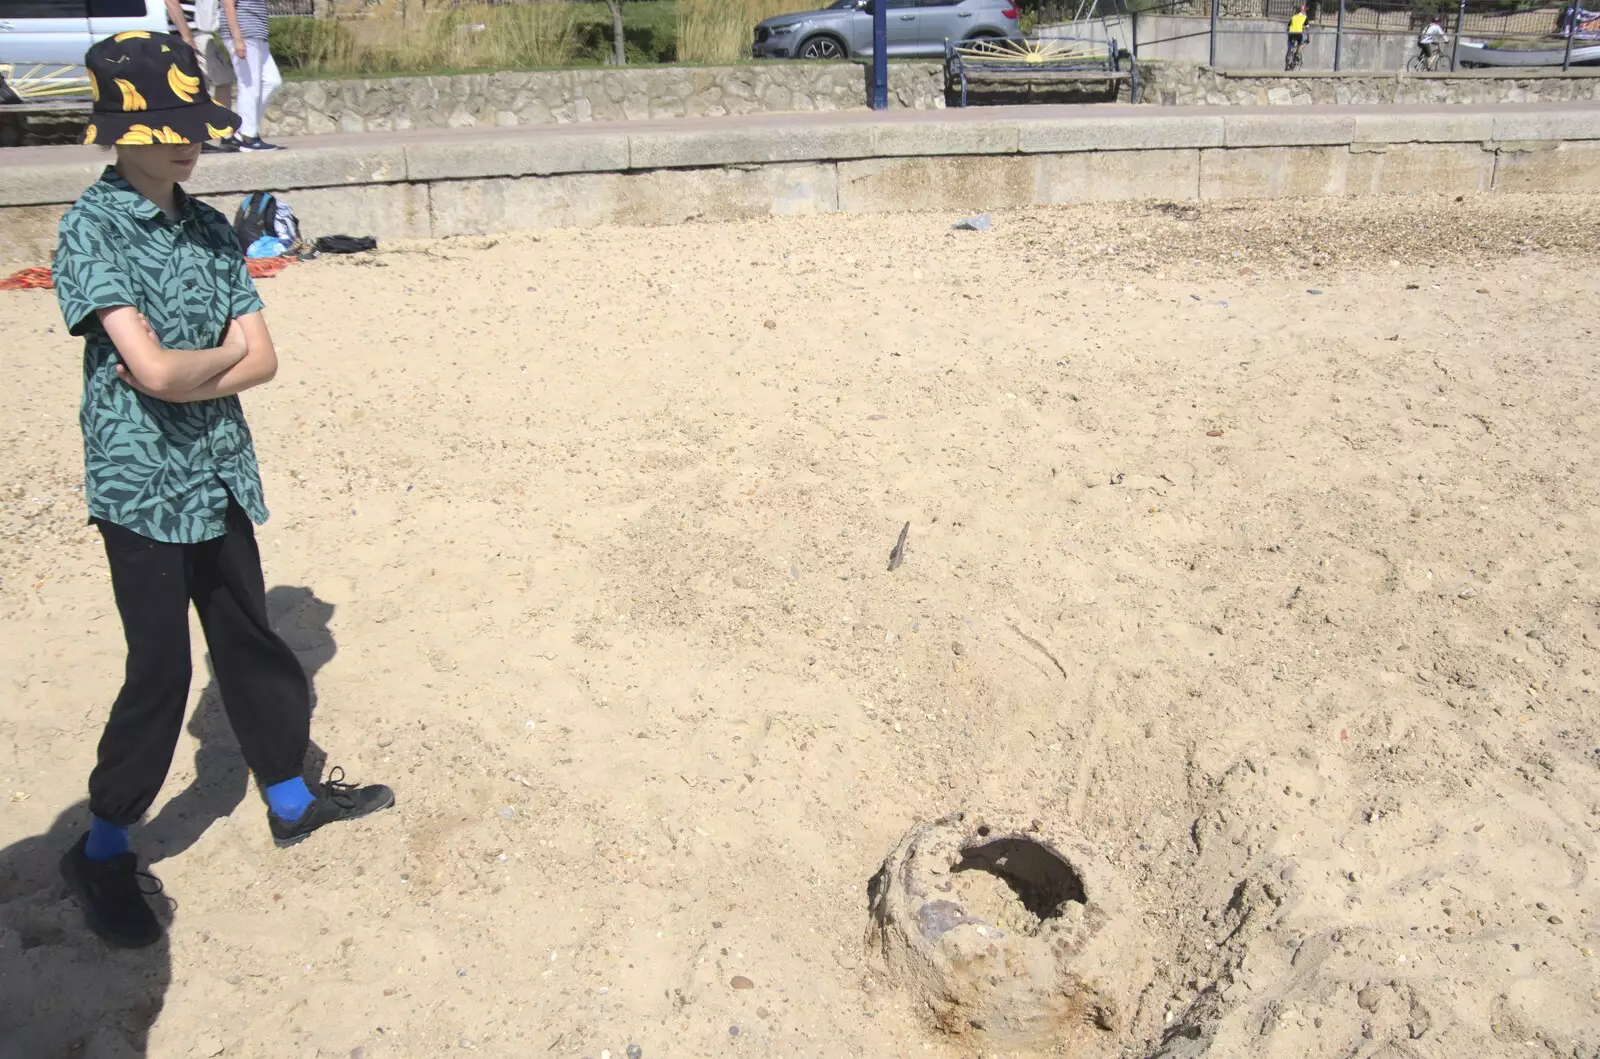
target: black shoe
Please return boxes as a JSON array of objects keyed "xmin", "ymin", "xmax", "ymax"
[
  {"xmin": 269, "ymin": 767, "xmax": 394, "ymax": 848},
  {"xmin": 59, "ymin": 834, "xmax": 165, "ymax": 949},
  {"xmin": 203, "ymin": 137, "xmax": 241, "ymax": 153},
  {"xmin": 238, "ymin": 136, "xmax": 284, "ymax": 152}
]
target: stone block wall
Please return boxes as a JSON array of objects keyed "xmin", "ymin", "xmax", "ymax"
[
  {"xmin": 263, "ymin": 62, "xmax": 946, "ymax": 137},
  {"xmin": 256, "ymin": 59, "xmax": 1600, "ymax": 138}
]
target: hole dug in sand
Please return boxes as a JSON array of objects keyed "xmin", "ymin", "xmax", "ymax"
[
  {"xmin": 868, "ymin": 812, "xmax": 1150, "ymax": 1053},
  {"xmin": 953, "ymin": 835, "xmax": 1089, "ymax": 932}
]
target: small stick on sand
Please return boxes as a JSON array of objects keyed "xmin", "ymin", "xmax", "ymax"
[{"xmin": 888, "ymin": 522, "xmax": 911, "ymax": 572}]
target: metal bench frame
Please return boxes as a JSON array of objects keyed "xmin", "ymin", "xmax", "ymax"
[{"xmin": 944, "ymin": 36, "xmax": 1138, "ymax": 107}]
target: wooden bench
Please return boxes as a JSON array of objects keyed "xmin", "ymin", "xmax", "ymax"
[{"xmin": 944, "ymin": 36, "xmax": 1138, "ymax": 107}]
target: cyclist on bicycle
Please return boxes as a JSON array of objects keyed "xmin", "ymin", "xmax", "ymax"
[
  {"xmin": 1286, "ymin": 5, "xmax": 1309, "ymax": 70},
  {"xmin": 1418, "ymin": 15, "xmax": 1449, "ymax": 66}
]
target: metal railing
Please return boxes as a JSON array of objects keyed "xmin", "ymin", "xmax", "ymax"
[{"xmin": 1037, "ymin": 0, "xmax": 1595, "ymax": 72}]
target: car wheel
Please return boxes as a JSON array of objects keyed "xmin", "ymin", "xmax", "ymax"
[{"xmin": 798, "ymin": 35, "xmax": 846, "ymax": 60}]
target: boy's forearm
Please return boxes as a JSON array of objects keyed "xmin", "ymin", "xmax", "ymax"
[
  {"xmin": 133, "ymin": 343, "xmax": 249, "ymax": 395},
  {"xmin": 156, "ymin": 346, "xmax": 277, "ymax": 403}
]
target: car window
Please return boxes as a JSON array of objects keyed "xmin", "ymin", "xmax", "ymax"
[
  {"xmin": 89, "ymin": 0, "xmax": 147, "ymax": 14},
  {"xmin": 917, "ymin": 0, "xmax": 960, "ymax": 6},
  {"xmin": 887, "ymin": 0, "xmax": 916, "ymax": 8},
  {"xmin": 0, "ymin": 0, "xmax": 89, "ymax": 16}
]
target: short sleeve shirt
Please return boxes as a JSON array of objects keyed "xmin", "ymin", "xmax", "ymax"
[
  {"xmin": 54, "ymin": 167, "xmax": 268, "ymax": 544},
  {"xmin": 221, "ymin": 0, "xmax": 270, "ymax": 40}
]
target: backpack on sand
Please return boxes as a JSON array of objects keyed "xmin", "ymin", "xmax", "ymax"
[{"xmin": 233, "ymin": 192, "xmax": 300, "ymax": 254}]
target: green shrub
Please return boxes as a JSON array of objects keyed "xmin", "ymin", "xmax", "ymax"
[
  {"xmin": 269, "ymin": 16, "xmax": 354, "ymax": 70},
  {"xmin": 572, "ymin": 20, "xmax": 676, "ymax": 63},
  {"xmin": 571, "ymin": 1, "xmax": 679, "ymax": 63}
]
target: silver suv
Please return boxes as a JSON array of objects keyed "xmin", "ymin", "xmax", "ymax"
[{"xmin": 753, "ymin": 0, "xmax": 1021, "ymax": 61}]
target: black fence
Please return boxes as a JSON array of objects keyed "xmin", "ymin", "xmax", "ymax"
[
  {"xmin": 1036, "ymin": 0, "xmax": 1593, "ymax": 70},
  {"xmin": 1319, "ymin": 1, "xmax": 1573, "ymax": 39}
]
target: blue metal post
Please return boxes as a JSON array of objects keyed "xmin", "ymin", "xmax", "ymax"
[
  {"xmin": 1334, "ymin": 0, "xmax": 1345, "ymax": 70},
  {"xmin": 1208, "ymin": 0, "xmax": 1219, "ymax": 68},
  {"xmin": 1563, "ymin": 4, "xmax": 1577, "ymax": 70},
  {"xmin": 1449, "ymin": 0, "xmax": 1466, "ymax": 71},
  {"xmin": 872, "ymin": 0, "xmax": 889, "ymax": 109}
]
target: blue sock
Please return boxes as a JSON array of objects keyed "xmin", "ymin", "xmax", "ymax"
[
  {"xmin": 85, "ymin": 815, "xmax": 130, "ymax": 862},
  {"xmin": 265, "ymin": 777, "xmax": 314, "ymax": 823}
]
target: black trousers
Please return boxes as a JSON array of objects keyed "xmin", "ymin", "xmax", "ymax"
[{"xmin": 90, "ymin": 503, "xmax": 310, "ymax": 827}]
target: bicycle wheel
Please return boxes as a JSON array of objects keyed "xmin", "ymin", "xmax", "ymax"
[
  {"xmin": 1405, "ymin": 53, "xmax": 1425, "ymax": 72},
  {"xmin": 1288, "ymin": 49, "xmax": 1303, "ymax": 71}
]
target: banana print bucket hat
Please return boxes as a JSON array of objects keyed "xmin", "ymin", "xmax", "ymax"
[{"xmin": 81, "ymin": 30, "xmax": 242, "ymax": 146}]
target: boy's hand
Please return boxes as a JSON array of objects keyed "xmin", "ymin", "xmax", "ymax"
[
  {"xmin": 114, "ymin": 362, "xmax": 161, "ymax": 398},
  {"xmin": 220, "ymin": 318, "xmax": 248, "ymax": 358},
  {"xmin": 234, "ymin": 39, "xmax": 247, "ymax": 59}
]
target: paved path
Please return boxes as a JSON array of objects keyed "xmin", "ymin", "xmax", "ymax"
[{"xmin": 3, "ymin": 100, "xmax": 1597, "ymax": 169}]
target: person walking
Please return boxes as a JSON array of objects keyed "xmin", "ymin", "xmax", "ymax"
[
  {"xmin": 221, "ymin": 0, "xmax": 282, "ymax": 151},
  {"xmin": 164, "ymin": 0, "xmax": 236, "ymax": 150},
  {"xmin": 53, "ymin": 31, "xmax": 393, "ymax": 949}
]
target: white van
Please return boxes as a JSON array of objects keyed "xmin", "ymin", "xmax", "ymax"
[{"xmin": 0, "ymin": 0, "xmax": 168, "ymax": 101}]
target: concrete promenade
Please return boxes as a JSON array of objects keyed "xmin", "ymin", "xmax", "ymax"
[{"xmin": 3, "ymin": 102, "xmax": 1598, "ymax": 260}]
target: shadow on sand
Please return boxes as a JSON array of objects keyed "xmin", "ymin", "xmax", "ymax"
[{"xmin": 0, "ymin": 586, "xmax": 335, "ymax": 1058}]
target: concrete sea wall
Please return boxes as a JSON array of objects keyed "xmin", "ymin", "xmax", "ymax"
[{"xmin": 5, "ymin": 105, "xmax": 1598, "ymax": 263}]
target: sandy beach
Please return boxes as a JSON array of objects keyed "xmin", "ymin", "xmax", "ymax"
[{"xmin": 2, "ymin": 193, "xmax": 1598, "ymax": 1059}]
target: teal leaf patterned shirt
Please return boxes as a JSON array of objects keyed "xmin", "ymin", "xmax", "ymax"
[{"xmin": 54, "ymin": 167, "xmax": 268, "ymax": 544}]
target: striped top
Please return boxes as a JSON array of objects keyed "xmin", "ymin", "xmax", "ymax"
[
  {"xmin": 222, "ymin": 0, "xmax": 270, "ymax": 42},
  {"xmin": 168, "ymin": 0, "xmax": 197, "ymax": 32}
]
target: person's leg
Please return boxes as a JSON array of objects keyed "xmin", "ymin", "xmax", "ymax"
[
  {"xmin": 189, "ymin": 503, "xmax": 310, "ymax": 796},
  {"xmin": 257, "ymin": 41, "xmax": 281, "ymax": 117},
  {"xmin": 235, "ymin": 40, "xmax": 283, "ymax": 149},
  {"xmin": 63, "ymin": 520, "xmax": 194, "ymax": 948},
  {"xmin": 88, "ymin": 522, "xmax": 196, "ymax": 830},
  {"xmin": 232, "ymin": 38, "xmax": 261, "ymax": 140},
  {"xmin": 191, "ymin": 502, "xmax": 393, "ymax": 844}
]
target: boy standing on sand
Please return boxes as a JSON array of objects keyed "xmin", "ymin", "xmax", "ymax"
[{"xmin": 53, "ymin": 31, "xmax": 393, "ymax": 949}]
